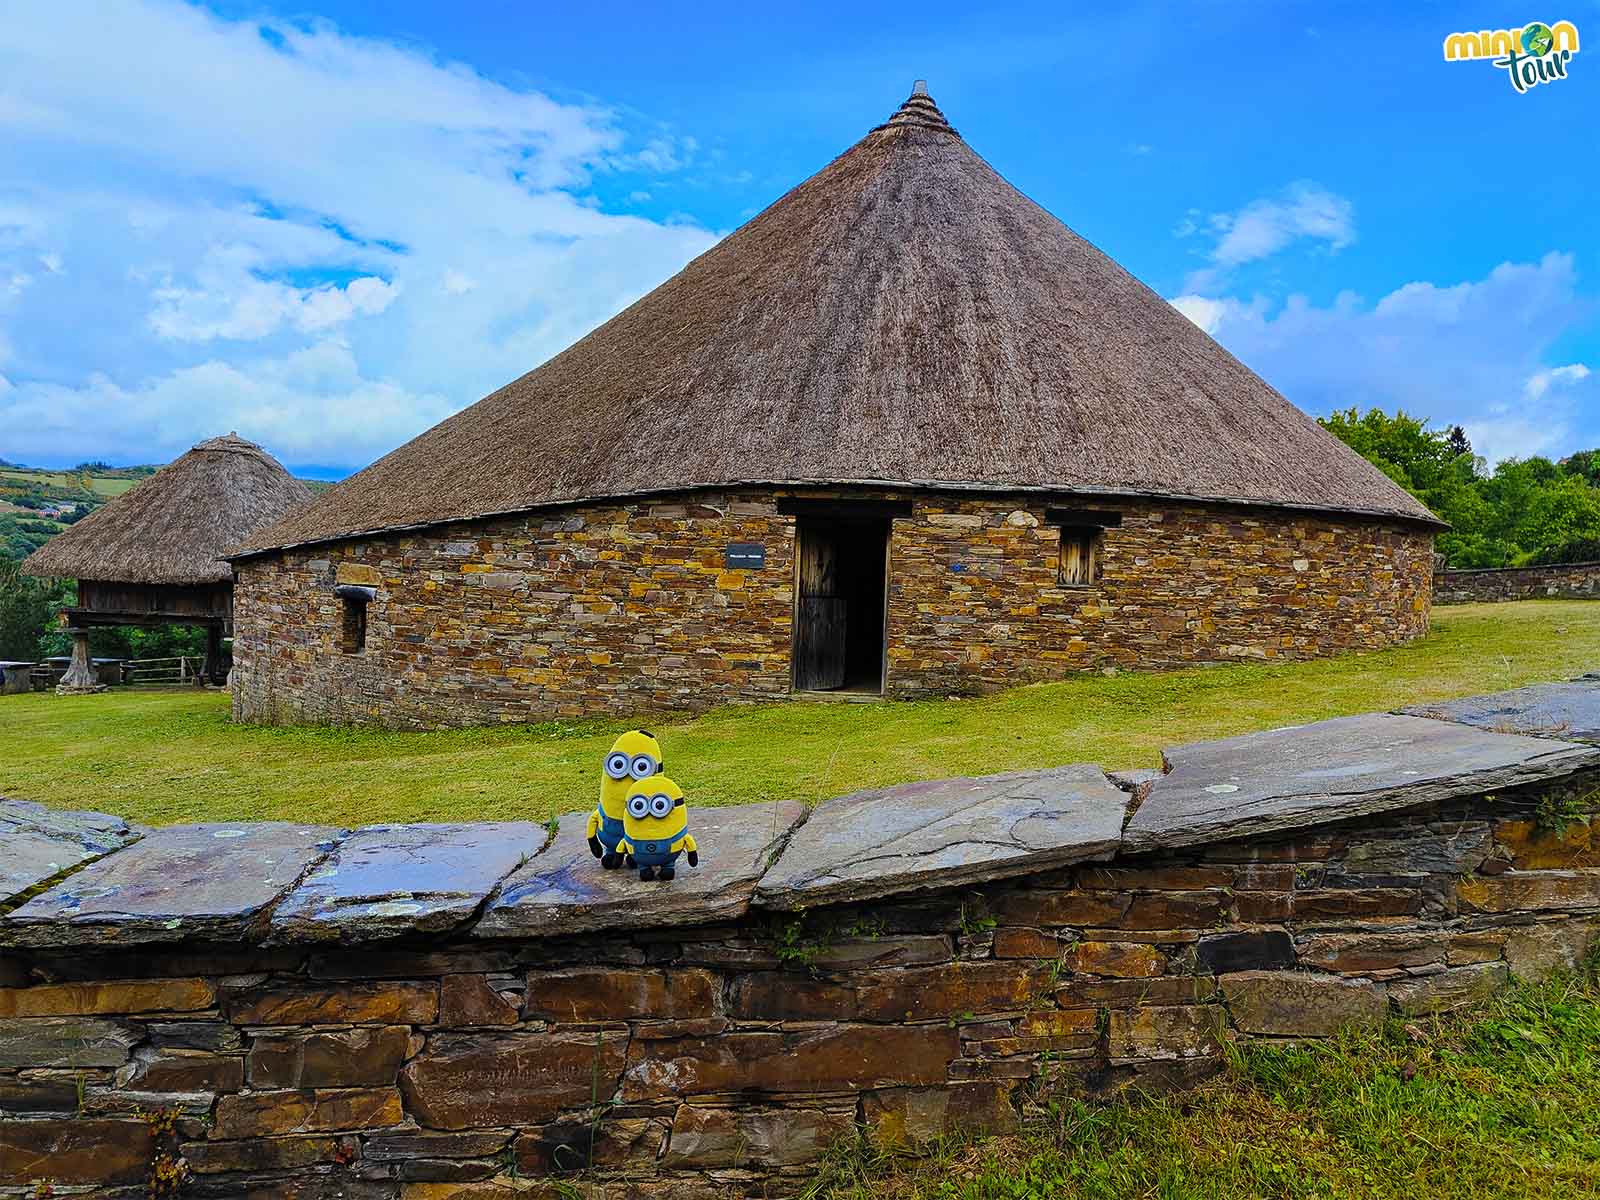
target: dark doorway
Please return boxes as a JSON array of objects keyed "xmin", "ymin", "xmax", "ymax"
[{"xmin": 792, "ymin": 516, "xmax": 889, "ymax": 693}]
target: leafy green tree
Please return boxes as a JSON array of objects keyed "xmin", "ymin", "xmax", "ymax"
[
  {"xmin": 1560, "ymin": 450, "xmax": 1600, "ymax": 486},
  {"xmin": 0, "ymin": 560, "xmax": 68, "ymax": 660},
  {"xmin": 1319, "ymin": 407, "xmax": 1600, "ymax": 569}
]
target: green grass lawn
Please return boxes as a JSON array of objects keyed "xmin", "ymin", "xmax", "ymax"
[
  {"xmin": 1, "ymin": 600, "xmax": 1596, "ymax": 829},
  {"xmin": 810, "ymin": 957, "xmax": 1600, "ymax": 1199}
]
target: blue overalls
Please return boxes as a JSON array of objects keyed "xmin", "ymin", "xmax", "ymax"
[
  {"xmin": 629, "ymin": 834, "xmax": 685, "ymax": 868},
  {"xmin": 594, "ymin": 807, "xmax": 626, "ymax": 855}
]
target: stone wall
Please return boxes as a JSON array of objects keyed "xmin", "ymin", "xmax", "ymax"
[
  {"xmin": 1434, "ymin": 560, "xmax": 1600, "ymax": 605},
  {"xmin": 232, "ymin": 490, "xmax": 1435, "ymax": 728},
  {"xmin": 3, "ymin": 682, "xmax": 1599, "ymax": 1198},
  {"xmin": 885, "ymin": 495, "xmax": 1432, "ymax": 698}
]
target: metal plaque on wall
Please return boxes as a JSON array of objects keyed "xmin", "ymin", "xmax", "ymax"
[{"xmin": 725, "ymin": 543, "xmax": 766, "ymax": 569}]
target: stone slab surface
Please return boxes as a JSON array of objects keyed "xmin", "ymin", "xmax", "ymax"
[
  {"xmin": 1124, "ymin": 712, "xmax": 1600, "ymax": 853},
  {"xmin": 754, "ymin": 765, "xmax": 1128, "ymax": 911},
  {"xmin": 0, "ymin": 1017, "xmax": 142, "ymax": 1069},
  {"xmin": 1404, "ymin": 682, "xmax": 1600, "ymax": 744},
  {"xmin": 474, "ymin": 801, "xmax": 806, "ymax": 938},
  {"xmin": 0, "ymin": 822, "xmax": 342, "ymax": 947},
  {"xmin": 271, "ymin": 821, "xmax": 550, "ymax": 942},
  {"xmin": 1, "ymin": 798, "xmax": 141, "ymax": 907}
]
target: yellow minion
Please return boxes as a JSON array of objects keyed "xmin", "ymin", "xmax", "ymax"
[
  {"xmin": 587, "ymin": 729, "xmax": 663, "ymax": 869},
  {"xmin": 618, "ymin": 776, "xmax": 699, "ymax": 882}
]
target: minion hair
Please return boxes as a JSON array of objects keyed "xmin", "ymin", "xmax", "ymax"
[{"xmin": 638, "ymin": 728, "xmax": 654, "ymax": 738}]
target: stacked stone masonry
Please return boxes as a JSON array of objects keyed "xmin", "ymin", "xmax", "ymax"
[
  {"xmin": 232, "ymin": 490, "xmax": 1435, "ymax": 728},
  {"xmin": 4, "ymin": 682, "xmax": 1598, "ymax": 1198},
  {"xmin": 1433, "ymin": 560, "xmax": 1600, "ymax": 605}
]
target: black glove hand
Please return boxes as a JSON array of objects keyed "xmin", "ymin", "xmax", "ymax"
[
  {"xmin": 587, "ymin": 835, "xmax": 603, "ymax": 858},
  {"xmin": 687, "ymin": 850, "xmax": 699, "ymax": 867}
]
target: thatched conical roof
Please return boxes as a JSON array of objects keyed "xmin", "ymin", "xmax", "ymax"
[
  {"xmin": 238, "ymin": 84, "xmax": 1437, "ymax": 557},
  {"xmin": 24, "ymin": 435, "xmax": 315, "ymax": 586}
]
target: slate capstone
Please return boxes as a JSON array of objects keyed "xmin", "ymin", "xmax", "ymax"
[
  {"xmin": 0, "ymin": 822, "xmax": 342, "ymax": 947},
  {"xmin": 754, "ymin": 765, "xmax": 1128, "ymax": 911},
  {"xmin": 1403, "ymin": 680, "xmax": 1600, "ymax": 744},
  {"xmin": 271, "ymin": 821, "xmax": 550, "ymax": 942},
  {"xmin": 474, "ymin": 801, "xmax": 806, "ymax": 938},
  {"xmin": 1123, "ymin": 712, "xmax": 1600, "ymax": 852},
  {"xmin": 0, "ymin": 798, "xmax": 141, "ymax": 908},
  {"xmin": 4, "ymin": 686, "xmax": 1597, "ymax": 952}
]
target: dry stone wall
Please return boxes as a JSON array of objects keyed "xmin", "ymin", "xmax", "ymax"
[
  {"xmin": 3, "ymin": 683, "xmax": 1600, "ymax": 1197},
  {"xmin": 1434, "ymin": 560, "xmax": 1600, "ymax": 605},
  {"xmin": 885, "ymin": 495, "xmax": 1431, "ymax": 698},
  {"xmin": 231, "ymin": 490, "xmax": 1434, "ymax": 728}
]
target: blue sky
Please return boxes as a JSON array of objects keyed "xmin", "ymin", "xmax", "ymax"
[{"xmin": 2, "ymin": 1, "xmax": 1595, "ymax": 477}]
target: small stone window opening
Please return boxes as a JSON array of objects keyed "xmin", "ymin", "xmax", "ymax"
[
  {"xmin": 1058, "ymin": 526, "xmax": 1100, "ymax": 586},
  {"xmin": 335, "ymin": 585, "xmax": 376, "ymax": 654},
  {"xmin": 1045, "ymin": 508, "xmax": 1121, "ymax": 587}
]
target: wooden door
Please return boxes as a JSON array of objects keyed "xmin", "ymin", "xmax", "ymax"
[{"xmin": 794, "ymin": 526, "xmax": 847, "ymax": 690}]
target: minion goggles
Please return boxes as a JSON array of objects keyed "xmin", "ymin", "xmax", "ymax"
[
  {"xmin": 627, "ymin": 792, "xmax": 683, "ymax": 819},
  {"xmin": 605, "ymin": 751, "xmax": 660, "ymax": 781}
]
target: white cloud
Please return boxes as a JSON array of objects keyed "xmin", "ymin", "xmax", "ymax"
[
  {"xmin": 1168, "ymin": 294, "xmax": 1239, "ymax": 336},
  {"xmin": 1212, "ymin": 183, "xmax": 1354, "ymax": 267},
  {"xmin": 5, "ymin": 340, "xmax": 453, "ymax": 466},
  {"xmin": 1178, "ymin": 183, "xmax": 1354, "ymax": 293},
  {"xmin": 149, "ymin": 256, "xmax": 400, "ymax": 342},
  {"xmin": 1523, "ymin": 363, "xmax": 1590, "ymax": 400},
  {"xmin": 0, "ymin": 0, "xmax": 718, "ymax": 469},
  {"xmin": 1169, "ymin": 253, "xmax": 1596, "ymax": 464}
]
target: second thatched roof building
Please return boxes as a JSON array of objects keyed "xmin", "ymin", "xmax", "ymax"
[
  {"xmin": 228, "ymin": 85, "xmax": 1440, "ymax": 729},
  {"xmin": 24, "ymin": 434, "xmax": 314, "ymax": 688}
]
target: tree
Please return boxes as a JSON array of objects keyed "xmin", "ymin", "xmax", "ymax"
[
  {"xmin": 1560, "ymin": 450, "xmax": 1600, "ymax": 486},
  {"xmin": 1320, "ymin": 406, "xmax": 1600, "ymax": 569},
  {"xmin": 0, "ymin": 559, "xmax": 66, "ymax": 661}
]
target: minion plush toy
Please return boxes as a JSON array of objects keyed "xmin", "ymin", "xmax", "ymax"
[
  {"xmin": 587, "ymin": 729, "xmax": 662, "ymax": 869},
  {"xmin": 618, "ymin": 776, "xmax": 699, "ymax": 882}
]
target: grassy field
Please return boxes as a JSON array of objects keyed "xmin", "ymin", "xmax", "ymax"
[
  {"xmin": 0, "ymin": 464, "xmax": 144, "ymax": 497},
  {"xmin": 0, "ymin": 599, "xmax": 1596, "ymax": 828},
  {"xmin": 810, "ymin": 956, "xmax": 1600, "ymax": 1199}
]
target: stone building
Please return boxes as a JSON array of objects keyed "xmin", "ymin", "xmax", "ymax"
[{"xmin": 229, "ymin": 85, "xmax": 1440, "ymax": 729}]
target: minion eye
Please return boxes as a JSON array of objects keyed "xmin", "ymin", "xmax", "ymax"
[
  {"xmin": 649, "ymin": 794, "xmax": 673, "ymax": 818},
  {"xmin": 627, "ymin": 795, "xmax": 650, "ymax": 818},
  {"xmin": 629, "ymin": 754, "xmax": 658, "ymax": 780},
  {"xmin": 605, "ymin": 752, "xmax": 630, "ymax": 780}
]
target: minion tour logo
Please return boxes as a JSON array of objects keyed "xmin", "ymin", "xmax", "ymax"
[{"xmin": 1443, "ymin": 20, "xmax": 1580, "ymax": 92}]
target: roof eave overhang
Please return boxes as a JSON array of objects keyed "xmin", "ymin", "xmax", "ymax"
[
  {"xmin": 226, "ymin": 477, "xmax": 1447, "ymax": 562},
  {"xmin": 19, "ymin": 561, "xmax": 234, "ymax": 587}
]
